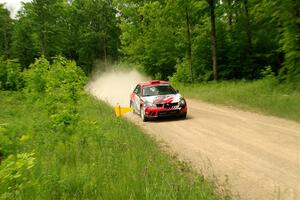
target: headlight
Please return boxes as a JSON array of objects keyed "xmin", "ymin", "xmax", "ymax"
[{"xmin": 179, "ymin": 98, "xmax": 186, "ymax": 106}]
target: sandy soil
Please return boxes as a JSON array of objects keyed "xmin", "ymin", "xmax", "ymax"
[
  {"xmin": 87, "ymin": 71, "xmax": 300, "ymax": 200},
  {"xmin": 127, "ymin": 100, "xmax": 300, "ymax": 200}
]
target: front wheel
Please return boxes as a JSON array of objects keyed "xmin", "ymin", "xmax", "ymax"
[
  {"xmin": 140, "ymin": 106, "xmax": 148, "ymax": 122},
  {"xmin": 180, "ymin": 113, "xmax": 187, "ymax": 119}
]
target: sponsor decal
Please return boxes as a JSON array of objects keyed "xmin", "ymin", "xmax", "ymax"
[{"xmin": 142, "ymin": 94, "xmax": 182, "ymax": 104}]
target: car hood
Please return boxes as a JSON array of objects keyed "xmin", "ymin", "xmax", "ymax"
[{"xmin": 141, "ymin": 93, "xmax": 183, "ymax": 104}]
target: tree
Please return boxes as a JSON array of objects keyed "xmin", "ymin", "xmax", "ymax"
[
  {"xmin": 118, "ymin": 0, "xmax": 184, "ymax": 79},
  {"xmin": 243, "ymin": 0, "xmax": 252, "ymax": 55},
  {"xmin": 2, "ymin": 0, "xmax": 298, "ymax": 85},
  {"xmin": 10, "ymin": 0, "xmax": 120, "ymax": 73},
  {"xmin": 0, "ymin": 4, "xmax": 12, "ymax": 58},
  {"xmin": 184, "ymin": 0, "xmax": 193, "ymax": 82},
  {"xmin": 276, "ymin": 0, "xmax": 300, "ymax": 86},
  {"xmin": 70, "ymin": 0, "xmax": 120, "ymax": 73},
  {"xmin": 11, "ymin": 5, "xmax": 39, "ymax": 68},
  {"xmin": 208, "ymin": 0, "xmax": 218, "ymax": 80},
  {"xmin": 29, "ymin": 0, "xmax": 69, "ymax": 57},
  {"xmin": 10, "ymin": 0, "xmax": 70, "ymax": 66}
]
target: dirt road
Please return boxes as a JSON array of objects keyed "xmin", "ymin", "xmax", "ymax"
[
  {"xmin": 87, "ymin": 71, "xmax": 300, "ymax": 200},
  {"xmin": 127, "ymin": 100, "xmax": 300, "ymax": 200}
]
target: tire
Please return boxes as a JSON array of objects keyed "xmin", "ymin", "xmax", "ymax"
[
  {"xmin": 140, "ymin": 106, "xmax": 148, "ymax": 122},
  {"xmin": 180, "ymin": 113, "xmax": 187, "ymax": 119}
]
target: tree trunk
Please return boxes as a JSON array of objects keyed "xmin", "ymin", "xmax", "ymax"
[
  {"xmin": 3, "ymin": 17, "xmax": 10, "ymax": 58},
  {"xmin": 293, "ymin": 0, "xmax": 299, "ymax": 18},
  {"xmin": 3, "ymin": 26, "xmax": 8, "ymax": 58},
  {"xmin": 185, "ymin": 3, "xmax": 193, "ymax": 83},
  {"xmin": 40, "ymin": 9, "xmax": 47, "ymax": 56},
  {"xmin": 243, "ymin": 0, "xmax": 252, "ymax": 55},
  {"xmin": 103, "ymin": 37, "xmax": 107, "ymax": 64},
  {"xmin": 41, "ymin": 30, "xmax": 47, "ymax": 56},
  {"xmin": 227, "ymin": 0, "xmax": 233, "ymax": 31},
  {"xmin": 209, "ymin": 0, "xmax": 218, "ymax": 80}
]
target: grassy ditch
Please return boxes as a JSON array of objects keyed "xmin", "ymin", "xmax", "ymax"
[
  {"xmin": 0, "ymin": 56, "xmax": 227, "ymax": 199},
  {"xmin": 0, "ymin": 57, "xmax": 229, "ymax": 200},
  {"xmin": 0, "ymin": 93, "xmax": 225, "ymax": 199},
  {"xmin": 174, "ymin": 79, "xmax": 300, "ymax": 122}
]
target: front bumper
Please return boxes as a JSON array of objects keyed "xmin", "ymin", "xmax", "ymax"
[{"xmin": 144, "ymin": 106, "xmax": 187, "ymax": 118}]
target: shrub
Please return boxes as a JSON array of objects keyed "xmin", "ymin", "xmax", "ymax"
[
  {"xmin": 0, "ymin": 152, "xmax": 35, "ymax": 199},
  {"xmin": 23, "ymin": 56, "xmax": 50, "ymax": 94},
  {"xmin": 0, "ymin": 57, "xmax": 23, "ymax": 90},
  {"xmin": 169, "ymin": 60, "xmax": 190, "ymax": 83},
  {"xmin": 23, "ymin": 56, "xmax": 86, "ymax": 130},
  {"xmin": 0, "ymin": 124, "xmax": 13, "ymax": 161}
]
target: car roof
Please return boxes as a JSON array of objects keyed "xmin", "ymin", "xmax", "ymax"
[{"xmin": 140, "ymin": 80, "xmax": 170, "ymax": 87}]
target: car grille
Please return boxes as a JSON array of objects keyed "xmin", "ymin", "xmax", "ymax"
[
  {"xmin": 158, "ymin": 110, "xmax": 180, "ymax": 117},
  {"xmin": 164, "ymin": 102, "xmax": 178, "ymax": 109},
  {"xmin": 155, "ymin": 103, "xmax": 179, "ymax": 109},
  {"xmin": 156, "ymin": 104, "xmax": 163, "ymax": 108}
]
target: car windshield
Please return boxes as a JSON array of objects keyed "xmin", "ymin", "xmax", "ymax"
[{"xmin": 142, "ymin": 85, "xmax": 177, "ymax": 96}]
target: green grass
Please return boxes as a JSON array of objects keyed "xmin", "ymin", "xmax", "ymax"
[
  {"xmin": 174, "ymin": 79, "xmax": 300, "ymax": 122},
  {"xmin": 0, "ymin": 91, "xmax": 225, "ymax": 200}
]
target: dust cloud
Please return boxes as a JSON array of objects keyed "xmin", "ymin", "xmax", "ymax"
[{"xmin": 86, "ymin": 69, "xmax": 149, "ymax": 106}]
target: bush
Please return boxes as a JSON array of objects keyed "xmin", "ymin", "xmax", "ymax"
[
  {"xmin": 0, "ymin": 56, "xmax": 88, "ymax": 198},
  {"xmin": 0, "ymin": 124, "xmax": 13, "ymax": 158},
  {"xmin": 23, "ymin": 56, "xmax": 50, "ymax": 94},
  {"xmin": 170, "ymin": 59, "xmax": 212, "ymax": 83},
  {"xmin": 0, "ymin": 152, "xmax": 35, "ymax": 199},
  {"xmin": 0, "ymin": 57, "xmax": 23, "ymax": 90},
  {"xmin": 169, "ymin": 60, "xmax": 190, "ymax": 83},
  {"xmin": 23, "ymin": 56, "xmax": 86, "ymax": 130}
]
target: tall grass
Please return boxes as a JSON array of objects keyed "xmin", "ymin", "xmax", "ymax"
[
  {"xmin": 0, "ymin": 91, "xmax": 224, "ymax": 199},
  {"xmin": 174, "ymin": 79, "xmax": 300, "ymax": 122}
]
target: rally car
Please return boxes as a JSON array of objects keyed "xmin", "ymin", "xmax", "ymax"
[{"xmin": 130, "ymin": 80, "xmax": 187, "ymax": 122}]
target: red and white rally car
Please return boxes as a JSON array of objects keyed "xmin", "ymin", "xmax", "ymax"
[{"xmin": 130, "ymin": 80, "xmax": 187, "ymax": 122}]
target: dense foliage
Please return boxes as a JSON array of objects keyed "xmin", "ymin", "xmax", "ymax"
[
  {"xmin": 0, "ymin": 57, "xmax": 22, "ymax": 90},
  {"xmin": 0, "ymin": 4, "xmax": 12, "ymax": 59},
  {"xmin": 117, "ymin": 0, "xmax": 299, "ymax": 86},
  {"xmin": 0, "ymin": 0, "xmax": 299, "ymax": 86},
  {"xmin": 1, "ymin": 0, "xmax": 119, "ymax": 73}
]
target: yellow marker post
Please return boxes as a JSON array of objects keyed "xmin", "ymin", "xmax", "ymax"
[{"xmin": 114, "ymin": 104, "xmax": 134, "ymax": 117}]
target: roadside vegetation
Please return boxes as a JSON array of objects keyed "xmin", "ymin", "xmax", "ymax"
[
  {"xmin": 173, "ymin": 78, "xmax": 300, "ymax": 122},
  {"xmin": 0, "ymin": 57, "xmax": 226, "ymax": 199}
]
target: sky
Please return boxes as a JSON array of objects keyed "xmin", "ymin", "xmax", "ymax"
[{"xmin": 0, "ymin": 0, "xmax": 32, "ymax": 18}]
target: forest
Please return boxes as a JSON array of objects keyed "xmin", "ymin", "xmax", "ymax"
[{"xmin": 0, "ymin": 0, "xmax": 299, "ymax": 87}]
